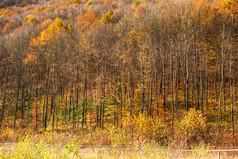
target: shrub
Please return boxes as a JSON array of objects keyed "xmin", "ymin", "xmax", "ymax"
[
  {"xmin": 123, "ymin": 113, "xmax": 168, "ymax": 142},
  {"xmin": 179, "ymin": 108, "xmax": 207, "ymax": 145}
]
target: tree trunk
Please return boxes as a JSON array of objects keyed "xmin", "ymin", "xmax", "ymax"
[
  {"xmin": 0, "ymin": 66, "xmax": 9, "ymax": 128},
  {"xmin": 14, "ymin": 66, "xmax": 21, "ymax": 131}
]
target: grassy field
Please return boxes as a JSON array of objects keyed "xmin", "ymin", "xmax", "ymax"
[
  {"xmin": 1, "ymin": 142, "xmax": 237, "ymax": 159},
  {"xmin": 0, "ymin": 130, "xmax": 237, "ymax": 159},
  {"xmin": 0, "ymin": 141, "xmax": 232, "ymax": 159}
]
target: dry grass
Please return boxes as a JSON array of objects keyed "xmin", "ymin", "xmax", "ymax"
[{"xmin": 0, "ymin": 130, "xmax": 237, "ymax": 159}]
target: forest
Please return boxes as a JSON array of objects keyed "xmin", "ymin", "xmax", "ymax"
[{"xmin": 0, "ymin": 0, "xmax": 237, "ymax": 158}]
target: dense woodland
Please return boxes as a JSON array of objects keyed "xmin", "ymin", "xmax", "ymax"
[{"xmin": 0, "ymin": 0, "xmax": 237, "ymax": 148}]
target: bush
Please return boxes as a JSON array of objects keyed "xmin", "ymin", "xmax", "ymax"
[
  {"xmin": 123, "ymin": 114, "xmax": 168, "ymax": 142},
  {"xmin": 179, "ymin": 108, "xmax": 207, "ymax": 145}
]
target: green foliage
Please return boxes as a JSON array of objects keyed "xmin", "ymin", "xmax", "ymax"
[
  {"xmin": 0, "ymin": 134, "xmax": 215, "ymax": 158},
  {"xmin": 134, "ymin": 1, "xmax": 141, "ymax": 7},
  {"xmin": 73, "ymin": 0, "xmax": 81, "ymax": 5},
  {"xmin": 100, "ymin": 9, "xmax": 116, "ymax": 23},
  {"xmin": 108, "ymin": 126, "xmax": 128, "ymax": 146},
  {"xmin": 1, "ymin": 137, "xmax": 54, "ymax": 159}
]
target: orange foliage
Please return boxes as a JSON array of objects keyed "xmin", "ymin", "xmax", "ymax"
[
  {"xmin": 2, "ymin": 23, "xmax": 11, "ymax": 33},
  {"xmin": 218, "ymin": 0, "xmax": 238, "ymax": 17},
  {"xmin": 0, "ymin": 8, "xmax": 11, "ymax": 17},
  {"xmin": 24, "ymin": 4, "xmax": 31, "ymax": 10},
  {"xmin": 36, "ymin": 6, "xmax": 44, "ymax": 13},
  {"xmin": 32, "ymin": 100, "xmax": 39, "ymax": 131},
  {"xmin": 56, "ymin": 5, "xmax": 67, "ymax": 12},
  {"xmin": 24, "ymin": 53, "xmax": 37, "ymax": 64},
  {"xmin": 78, "ymin": 6, "xmax": 99, "ymax": 28},
  {"xmin": 136, "ymin": 6, "xmax": 146, "ymax": 15},
  {"xmin": 111, "ymin": 1, "xmax": 116, "ymax": 8},
  {"xmin": 104, "ymin": 0, "xmax": 111, "ymax": 4},
  {"xmin": 11, "ymin": 8, "xmax": 21, "ymax": 16},
  {"xmin": 66, "ymin": 0, "xmax": 71, "ymax": 6},
  {"xmin": 41, "ymin": 18, "xmax": 52, "ymax": 28}
]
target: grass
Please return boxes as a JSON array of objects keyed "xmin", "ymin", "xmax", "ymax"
[
  {"xmin": 0, "ymin": 130, "xmax": 237, "ymax": 159},
  {"xmin": 0, "ymin": 139, "xmax": 224, "ymax": 159}
]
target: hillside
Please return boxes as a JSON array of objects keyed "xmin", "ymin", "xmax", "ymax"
[{"xmin": 0, "ymin": 0, "xmax": 238, "ymax": 158}]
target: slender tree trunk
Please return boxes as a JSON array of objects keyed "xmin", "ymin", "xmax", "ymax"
[
  {"xmin": 120, "ymin": 73, "xmax": 123, "ymax": 129},
  {"xmin": 14, "ymin": 66, "xmax": 21, "ymax": 131},
  {"xmin": 140, "ymin": 52, "xmax": 145, "ymax": 114},
  {"xmin": 52, "ymin": 63, "xmax": 56, "ymax": 132},
  {"xmin": 82, "ymin": 65, "xmax": 87, "ymax": 129},
  {"xmin": 229, "ymin": 49, "xmax": 234, "ymax": 137},
  {"xmin": 171, "ymin": 52, "xmax": 174, "ymax": 139},
  {"xmin": 44, "ymin": 65, "xmax": 50, "ymax": 130},
  {"xmin": 0, "ymin": 66, "xmax": 9, "ymax": 128},
  {"xmin": 21, "ymin": 66, "xmax": 26, "ymax": 121},
  {"xmin": 175, "ymin": 58, "xmax": 178, "ymax": 120},
  {"xmin": 101, "ymin": 74, "xmax": 105, "ymax": 128},
  {"xmin": 217, "ymin": 24, "xmax": 225, "ymax": 145},
  {"xmin": 163, "ymin": 59, "xmax": 166, "ymax": 120},
  {"xmin": 27, "ymin": 87, "xmax": 31, "ymax": 125}
]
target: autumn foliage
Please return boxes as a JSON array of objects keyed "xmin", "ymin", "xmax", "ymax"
[{"xmin": 0, "ymin": 0, "xmax": 237, "ymax": 150}]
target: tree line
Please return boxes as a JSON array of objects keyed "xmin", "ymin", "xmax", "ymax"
[{"xmin": 0, "ymin": 0, "xmax": 237, "ymax": 144}]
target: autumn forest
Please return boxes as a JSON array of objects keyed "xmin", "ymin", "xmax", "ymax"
[{"xmin": 0, "ymin": 0, "xmax": 237, "ymax": 158}]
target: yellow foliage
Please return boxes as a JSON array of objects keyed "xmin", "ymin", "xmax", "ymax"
[
  {"xmin": 41, "ymin": 17, "xmax": 64, "ymax": 41},
  {"xmin": 24, "ymin": 54, "xmax": 37, "ymax": 64},
  {"xmin": 218, "ymin": 0, "xmax": 238, "ymax": 16},
  {"xmin": 179, "ymin": 108, "xmax": 207, "ymax": 144},
  {"xmin": 67, "ymin": 13, "xmax": 72, "ymax": 19},
  {"xmin": 36, "ymin": 6, "xmax": 44, "ymax": 13},
  {"xmin": 0, "ymin": 127, "xmax": 15, "ymax": 141},
  {"xmin": 11, "ymin": 8, "xmax": 21, "ymax": 16},
  {"xmin": 42, "ymin": 18, "xmax": 52, "ymax": 28},
  {"xmin": 86, "ymin": 0, "xmax": 93, "ymax": 6},
  {"xmin": 30, "ymin": 17, "xmax": 68, "ymax": 47},
  {"xmin": 0, "ymin": 8, "xmax": 11, "ymax": 17},
  {"xmin": 123, "ymin": 113, "xmax": 168, "ymax": 140},
  {"xmin": 134, "ymin": 1, "xmax": 141, "ymax": 7},
  {"xmin": 100, "ymin": 9, "xmax": 115, "ymax": 23},
  {"xmin": 66, "ymin": 0, "xmax": 71, "ymax": 6},
  {"xmin": 73, "ymin": 0, "xmax": 81, "ymax": 5},
  {"xmin": 24, "ymin": 15, "xmax": 37, "ymax": 25}
]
